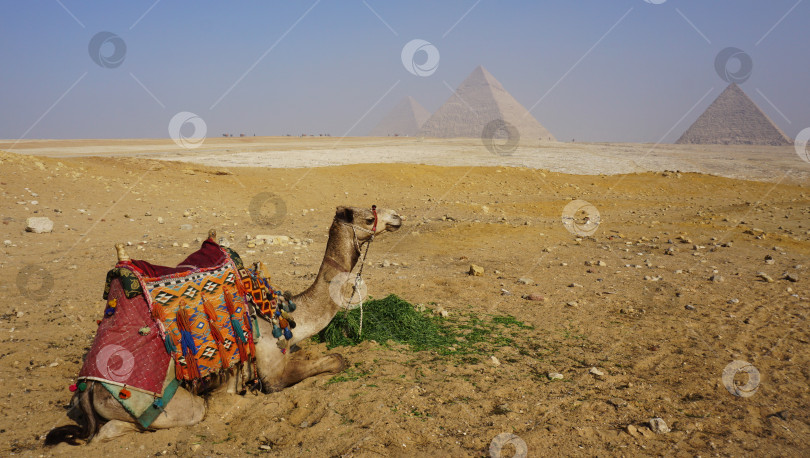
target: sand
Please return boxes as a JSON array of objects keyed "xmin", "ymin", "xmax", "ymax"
[{"xmin": 0, "ymin": 138, "xmax": 808, "ymax": 456}]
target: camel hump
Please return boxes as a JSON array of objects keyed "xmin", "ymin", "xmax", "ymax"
[{"xmin": 115, "ymin": 243, "xmax": 130, "ymax": 262}]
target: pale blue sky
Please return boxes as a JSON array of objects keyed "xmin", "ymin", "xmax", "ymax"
[{"xmin": 0, "ymin": 0, "xmax": 807, "ymax": 142}]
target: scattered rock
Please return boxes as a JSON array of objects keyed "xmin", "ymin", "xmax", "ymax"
[
  {"xmin": 568, "ymin": 283, "xmax": 583, "ymax": 288},
  {"xmin": 525, "ymin": 293, "xmax": 544, "ymax": 301},
  {"xmin": 517, "ymin": 277, "xmax": 533, "ymax": 285},
  {"xmin": 3, "ymin": 240, "xmax": 11, "ymax": 246},
  {"xmin": 25, "ymin": 217, "xmax": 53, "ymax": 233},
  {"xmin": 180, "ymin": 224, "xmax": 193, "ymax": 231},
  {"xmin": 382, "ymin": 260, "xmax": 391, "ymax": 267},
  {"xmin": 649, "ymin": 417, "xmax": 670, "ymax": 434},
  {"xmin": 757, "ymin": 272, "xmax": 774, "ymax": 283},
  {"xmin": 608, "ymin": 398, "xmax": 627, "ymax": 408},
  {"xmin": 626, "ymin": 424, "xmax": 640, "ymax": 438},
  {"xmin": 469, "ymin": 264, "xmax": 484, "ymax": 276},
  {"xmin": 709, "ymin": 275, "xmax": 724, "ymax": 283},
  {"xmin": 589, "ymin": 367, "xmax": 605, "ymax": 377},
  {"xmin": 490, "ymin": 356, "xmax": 501, "ymax": 366},
  {"xmin": 548, "ymin": 372, "xmax": 564, "ymax": 380},
  {"xmin": 685, "ymin": 304, "xmax": 696, "ymax": 310},
  {"xmin": 157, "ymin": 217, "xmax": 165, "ymax": 224},
  {"xmin": 783, "ymin": 273, "xmax": 798, "ymax": 283},
  {"xmin": 664, "ymin": 247, "xmax": 676, "ymax": 255}
]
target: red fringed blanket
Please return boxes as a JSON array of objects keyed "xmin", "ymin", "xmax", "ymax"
[{"xmin": 79, "ymin": 240, "xmax": 256, "ymax": 393}]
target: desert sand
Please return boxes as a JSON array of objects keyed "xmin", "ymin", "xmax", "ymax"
[{"xmin": 0, "ymin": 138, "xmax": 809, "ymax": 456}]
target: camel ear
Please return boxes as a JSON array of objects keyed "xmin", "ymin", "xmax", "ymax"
[{"xmin": 335, "ymin": 206, "xmax": 353, "ymax": 223}]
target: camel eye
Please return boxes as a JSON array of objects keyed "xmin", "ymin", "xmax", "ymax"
[{"xmin": 365, "ymin": 217, "xmax": 375, "ymax": 224}]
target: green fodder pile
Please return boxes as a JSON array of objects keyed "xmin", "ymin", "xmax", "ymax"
[{"xmin": 314, "ymin": 294, "xmax": 534, "ymax": 356}]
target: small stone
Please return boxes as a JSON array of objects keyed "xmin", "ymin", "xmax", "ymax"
[
  {"xmin": 589, "ymin": 367, "xmax": 604, "ymax": 377},
  {"xmin": 517, "ymin": 277, "xmax": 533, "ymax": 285},
  {"xmin": 608, "ymin": 398, "xmax": 627, "ymax": 408},
  {"xmin": 783, "ymin": 273, "xmax": 799, "ymax": 283},
  {"xmin": 728, "ymin": 298, "xmax": 739, "ymax": 304},
  {"xmin": 566, "ymin": 301, "xmax": 578, "ymax": 308},
  {"xmin": 548, "ymin": 372, "xmax": 564, "ymax": 380},
  {"xmin": 685, "ymin": 304, "xmax": 696, "ymax": 310},
  {"xmin": 597, "ymin": 260, "xmax": 607, "ymax": 267},
  {"xmin": 299, "ymin": 421, "xmax": 309, "ymax": 428},
  {"xmin": 469, "ymin": 264, "xmax": 484, "ymax": 276},
  {"xmin": 259, "ymin": 445, "xmax": 271, "ymax": 451},
  {"xmin": 525, "ymin": 294, "xmax": 544, "ymax": 301},
  {"xmin": 181, "ymin": 243, "xmax": 190, "ymax": 248},
  {"xmin": 3, "ymin": 240, "xmax": 11, "ymax": 246},
  {"xmin": 180, "ymin": 224, "xmax": 193, "ymax": 231},
  {"xmin": 183, "ymin": 211, "xmax": 191, "ymax": 217},
  {"xmin": 665, "ymin": 247, "xmax": 676, "ymax": 255},
  {"xmin": 568, "ymin": 283, "xmax": 583, "ymax": 288},
  {"xmin": 382, "ymin": 260, "xmax": 391, "ymax": 267},
  {"xmin": 626, "ymin": 424, "xmax": 640, "ymax": 438},
  {"xmin": 709, "ymin": 275, "xmax": 724, "ymax": 283},
  {"xmin": 649, "ymin": 417, "xmax": 670, "ymax": 434},
  {"xmin": 757, "ymin": 272, "xmax": 774, "ymax": 283},
  {"xmin": 25, "ymin": 217, "xmax": 54, "ymax": 233},
  {"xmin": 157, "ymin": 217, "xmax": 165, "ymax": 224},
  {"xmin": 490, "ymin": 356, "xmax": 501, "ymax": 366}
]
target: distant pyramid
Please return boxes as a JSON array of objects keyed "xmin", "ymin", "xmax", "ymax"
[
  {"xmin": 419, "ymin": 66, "xmax": 555, "ymax": 141},
  {"xmin": 368, "ymin": 96, "xmax": 431, "ymax": 137},
  {"xmin": 676, "ymin": 83, "xmax": 791, "ymax": 146}
]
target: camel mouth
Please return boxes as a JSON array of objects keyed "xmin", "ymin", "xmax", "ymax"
[{"xmin": 386, "ymin": 222, "xmax": 402, "ymax": 231}]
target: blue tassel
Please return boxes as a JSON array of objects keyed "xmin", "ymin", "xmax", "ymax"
[
  {"xmin": 231, "ymin": 318, "xmax": 247, "ymax": 343},
  {"xmin": 283, "ymin": 328, "xmax": 293, "ymax": 340},
  {"xmin": 153, "ymin": 398, "xmax": 163, "ymax": 408},
  {"xmin": 163, "ymin": 336, "xmax": 177, "ymax": 354},
  {"xmin": 180, "ymin": 330, "xmax": 196, "ymax": 355},
  {"xmin": 272, "ymin": 324, "xmax": 282, "ymax": 338},
  {"xmin": 288, "ymin": 302, "xmax": 296, "ymax": 312}
]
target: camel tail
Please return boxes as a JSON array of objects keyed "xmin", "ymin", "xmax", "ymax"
[{"xmin": 44, "ymin": 384, "xmax": 99, "ymax": 446}]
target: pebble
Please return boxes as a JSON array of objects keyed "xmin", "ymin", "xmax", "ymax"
[
  {"xmin": 548, "ymin": 372, "xmax": 564, "ymax": 380},
  {"xmin": 709, "ymin": 275, "xmax": 724, "ymax": 283},
  {"xmin": 469, "ymin": 264, "xmax": 484, "ymax": 276},
  {"xmin": 3, "ymin": 240, "xmax": 11, "ymax": 246},
  {"xmin": 25, "ymin": 217, "xmax": 54, "ymax": 233},
  {"xmin": 784, "ymin": 273, "xmax": 798, "ymax": 283},
  {"xmin": 490, "ymin": 356, "xmax": 501, "ymax": 366},
  {"xmin": 180, "ymin": 224, "xmax": 193, "ymax": 231},
  {"xmin": 517, "ymin": 277, "xmax": 533, "ymax": 285},
  {"xmin": 589, "ymin": 367, "xmax": 604, "ymax": 377},
  {"xmin": 664, "ymin": 247, "xmax": 676, "ymax": 255},
  {"xmin": 525, "ymin": 294, "xmax": 544, "ymax": 301},
  {"xmin": 649, "ymin": 417, "xmax": 670, "ymax": 434},
  {"xmin": 565, "ymin": 301, "xmax": 578, "ymax": 308},
  {"xmin": 685, "ymin": 304, "xmax": 696, "ymax": 311},
  {"xmin": 382, "ymin": 260, "xmax": 391, "ymax": 267},
  {"xmin": 757, "ymin": 272, "xmax": 774, "ymax": 283},
  {"xmin": 608, "ymin": 398, "xmax": 627, "ymax": 408},
  {"xmin": 157, "ymin": 217, "xmax": 165, "ymax": 224},
  {"xmin": 626, "ymin": 424, "xmax": 640, "ymax": 438},
  {"xmin": 568, "ymin": 283, "xmax": 583, "ymax": 288}
]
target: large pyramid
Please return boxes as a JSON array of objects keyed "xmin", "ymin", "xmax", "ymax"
[
  {"xmin": 368, "ymin": 96, "xmax": 431, "ymax": 137},
  {"xmin": 676, "ymin": 83, "xmax": 791, "ymax": 146},
  {"xmin": 419, "ymin": 66, "xmax": 555, "ymax": 141}
]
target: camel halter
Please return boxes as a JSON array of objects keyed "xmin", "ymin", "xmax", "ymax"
[{"xmin": 335, "ymin": 205, "xmax": 378, "ymax": 337}]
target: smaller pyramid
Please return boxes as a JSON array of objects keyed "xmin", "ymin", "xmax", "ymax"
[
  {"xmin": 676, "ymin": 84, "xmax": 791, "ymax": 146},
  {"xmin": 419, "ymin": 66, "xmax": 555, "ymax": 141},
  {"xmin": 368, "ymin": 96, "xmax": 431, "ymax": 137}
]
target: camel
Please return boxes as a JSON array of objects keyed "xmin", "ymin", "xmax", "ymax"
[{"xmin": 46, "ymin": 205, "xmax": 401, "ymax": 444}]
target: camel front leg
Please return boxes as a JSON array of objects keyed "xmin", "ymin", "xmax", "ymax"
[{"xmin": 270, "ymin": 353, "xmax": 347, "ymax": 391}]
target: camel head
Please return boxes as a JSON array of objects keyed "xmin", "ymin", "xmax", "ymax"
[{"xmin": 333, "ymin": 205, "xmax": 401, "ymax": 241}]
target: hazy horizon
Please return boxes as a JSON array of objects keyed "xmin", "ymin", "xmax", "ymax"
[{"xmin": 1, "ymin": 1, "xmax": 807, "ymax": 143}]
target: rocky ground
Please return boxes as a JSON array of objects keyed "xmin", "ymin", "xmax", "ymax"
[{"xmin": 0, "ymin": 144, "xmax": 809, "ymax": 456}]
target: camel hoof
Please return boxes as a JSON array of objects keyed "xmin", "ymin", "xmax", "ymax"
[{"xmin": 327, "ymin": 353, "xmax": 348, "ymax": 374}]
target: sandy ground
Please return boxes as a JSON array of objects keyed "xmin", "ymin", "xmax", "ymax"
[{"xmin": 1, "ymin": 139, "xmax": 809, "ymax": 456}]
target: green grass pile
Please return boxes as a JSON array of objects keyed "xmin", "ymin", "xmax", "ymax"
[{"xmin": 314, "ymin": 294, "xmax": 534, "ymax": 356}]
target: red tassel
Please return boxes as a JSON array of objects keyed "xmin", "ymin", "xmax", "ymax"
[{"xmin": 202, "ymin": 295, "xmax": 229, "ymax": 370}]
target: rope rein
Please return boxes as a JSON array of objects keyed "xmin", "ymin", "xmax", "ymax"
[{"xmin": 341, "ymin": 205, "xmax": 377, "ymax": 337}]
